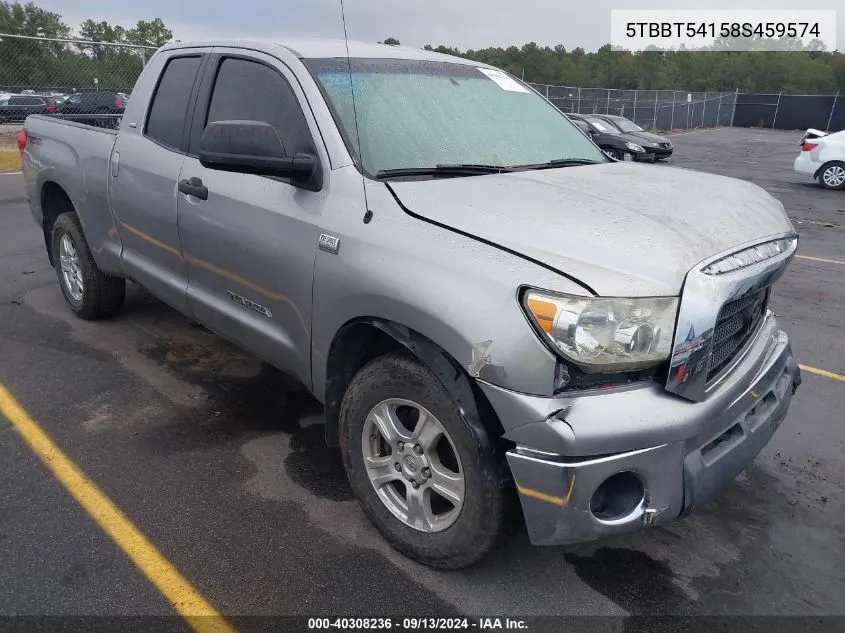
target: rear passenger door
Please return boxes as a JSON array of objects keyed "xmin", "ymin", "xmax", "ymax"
[
  {"xmin": 176, "ymin": 50, "xmax": 327, "ymax": 384},
  {"xmin": 109, "ymin": 50, "xmax": 209, "ymax": 314}
]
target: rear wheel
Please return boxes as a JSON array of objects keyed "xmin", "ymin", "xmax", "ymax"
[
  {"xmin": 818, "ymin": 162, "xmax": 845, "ymax": 190},
  {"xmin": 339, "ymin": 351, "xmax": 506, "ymax": 569},
  {"xmin": 51, "ymin": 212, "xmax": 125, "ymax": 320}
]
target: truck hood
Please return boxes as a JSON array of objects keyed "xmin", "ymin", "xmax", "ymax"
[{"xmin": 388, "ymin": 162, "xmax": 795, "ymax": 296}]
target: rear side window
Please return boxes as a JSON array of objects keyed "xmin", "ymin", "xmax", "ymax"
[
  {"xmin": 205, "ymin": 57, "xmax": 314, "ymax": 155},
  {"xmin": 146, "ymin": 55, "xmax": 202, "ymax": 151}
]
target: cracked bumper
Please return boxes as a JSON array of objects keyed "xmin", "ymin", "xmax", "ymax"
[{"xmin": 481, "ymin": 316, "xmax": 801, "ymax": 546}]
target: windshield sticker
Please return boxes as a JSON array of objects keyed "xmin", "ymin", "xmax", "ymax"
[{"xmin": 476, "ymin": 68, "xmax": 529, "ymax": 93}]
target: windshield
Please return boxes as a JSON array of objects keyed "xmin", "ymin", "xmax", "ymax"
[
  {"xmin": 584, "ymin": 117, "xmax": 618, "ymax": 134},
  {"xmin": 612, "ymin": 118, "xmax": 644, "ymax": 133},
  {"xmin": 305, "ymin": 57, "xmax": 605, "ymax": 177}
]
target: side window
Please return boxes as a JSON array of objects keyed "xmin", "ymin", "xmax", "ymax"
[
  {"xmin": 205, "ymin": 57, "xmax": 314, "ymax": 156},
  {"xmin": 67, "ymin": 94, "xmax": 82, "ymax": 105},
  {"xmin": 573, "ymin": 120, "xmax": 591, "ymax": 134},
  {"xmin": 145, "ymin": 55, "xmax": 202, "ymax": 151}
]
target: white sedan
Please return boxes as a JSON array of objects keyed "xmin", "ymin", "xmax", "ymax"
[{"xmin": 794, "ymin": 128, "xmax": 845, "ymax": 190}]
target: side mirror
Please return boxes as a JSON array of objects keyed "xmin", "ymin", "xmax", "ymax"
[{"xmin": 199, "ymin": 120, "xmax": 321, "ymax": 190}]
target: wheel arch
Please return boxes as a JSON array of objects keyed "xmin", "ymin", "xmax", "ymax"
[
  {"xmin": 322, "ymin": 317, "xmax": 509, "ymax": 480},
  {"xmin": 815, "ymin": 159, "xmax": 845, "ymax": 181},
  {"xmin": 40, "ymin": 180, "xmax": 76, "ymax": 267}
]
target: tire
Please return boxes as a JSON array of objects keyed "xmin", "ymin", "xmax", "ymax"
[
  {"xmin": 817, "ymin": 161, "xmax": 845, "ymax": 191},
  {"xmin": 51, "ymin": 212, "xmax": 125, "ymax": 320},
  {"xmin": 339, "ymin": 351, "xmax": 506, "ymax": 569}
]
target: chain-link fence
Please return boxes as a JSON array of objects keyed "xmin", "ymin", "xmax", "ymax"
[
  {"xmin": 0, "ymin": 33, "xmax": 155, "ymax": 132},
  {"xmin": 529, "ymin": 83, "xmax": 845, "ymax": 132},
  {"xmin": 528, "ymin": 84, "xmax": 738, "ymax": 131}
]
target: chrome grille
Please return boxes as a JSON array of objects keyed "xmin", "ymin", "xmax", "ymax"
[{"xmin": 707, "ymin": 288, "xmax": 769, "ymax": 381}]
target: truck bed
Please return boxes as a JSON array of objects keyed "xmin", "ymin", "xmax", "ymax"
[{"xmin": 23, "ymin": 114, "xmax": 123, "ymax": 276}]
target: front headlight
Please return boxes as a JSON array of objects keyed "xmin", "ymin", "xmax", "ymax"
[
  {"xmin": 625, "ymin": 142, "xmax": 645, "ymax": 153},
  {"xmin": 523, "ymin": 290, "xmax": 679, "ymax": 372}
]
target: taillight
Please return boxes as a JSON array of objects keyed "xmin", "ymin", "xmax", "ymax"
[
  {"xmin": 802, "ymin": 142, "xmax": 818, "ymax": 152},
  {"xmin": 17, "ymin": 129, "xmax": 27, "ymax": 153},
  {"xmin": 114, "ymin": 97, "xmax": 123, "ymax": 110},
  {"xmin": 46, "ymin": 105, "xmax": 56, "ymax": 113}
]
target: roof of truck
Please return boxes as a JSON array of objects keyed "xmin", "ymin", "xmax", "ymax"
[{"xmin": 159, "ymin": 38, "xmax": 494, "ymax": 68}]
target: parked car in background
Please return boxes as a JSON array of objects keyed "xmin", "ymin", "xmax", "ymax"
[
  {"xmin": 55, "ymin": 91, "xmax": 126, "ymax": 129},
  {"xmin": 794, "ymin": 128, "xmax": 845, "ymax": 190},
  {"xmin": 567, "ymin": 112, "xmax": 655, "ymax": 162},
  {"xmin": 0, "ymin": 94, "xmax": 58, "ymax": 124},
  {"xmin": 57, "ymin": 91, "xmax": 126, "ymax": 116},
  {"xmin": 593, "ymin": 114, "xmax": 674, "ymax": 160}
]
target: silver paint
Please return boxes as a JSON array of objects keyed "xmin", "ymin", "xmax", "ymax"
[{"xmin": 21, "ymin": 38, "xmax": 802, "ymax": 547}]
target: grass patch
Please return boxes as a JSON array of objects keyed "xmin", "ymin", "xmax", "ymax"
[{"xmin": 0, "ymin": 150, "xmax": 21, "ymax": 172}]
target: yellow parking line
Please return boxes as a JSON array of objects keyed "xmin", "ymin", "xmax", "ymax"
[
  {"xmin": 0, "ymin": 383, "xmax": 237, "ymax": 633},
  {"xmin": 796, "ymin": 255, "xmax": 845, "ymax": 266},
  {"xmin": 800, "ymin": 364, "xmax": 845, "ymax": 383}
]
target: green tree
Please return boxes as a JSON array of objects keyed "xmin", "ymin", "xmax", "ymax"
[
  {"xmin": 0, "ymin": 4, "xmax": 172, "ymax": 93},
  {"xmin": 126, "ymin": 18, "xmax": 171, "ymax": 48},
  {"xmin": 380, "ymin": 37, "xmax": 400, "ymax": 45},
  {"xmin": 0, "ymin": 1, "xmax": 69, "ymax": 38},
  {"xmin": 419, "ymin": 39, "xmax": 845, "ymax": 94},
  {"xmin": 78, "ymin": 19, "xmax": 127, "ymax": 60}
]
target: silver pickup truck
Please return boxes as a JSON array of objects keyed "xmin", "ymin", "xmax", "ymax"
[{"xmin": 21, "ymin": 39, "xmax": 801, "ymax": 569}]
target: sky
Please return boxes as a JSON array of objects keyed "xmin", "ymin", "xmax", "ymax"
[{"xmin": 30, "ymin": 0, "xmax": 845, "ymax": 52}]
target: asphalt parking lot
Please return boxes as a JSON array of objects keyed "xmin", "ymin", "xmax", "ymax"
[{"xmin": 1, "ymin": 127, "xmax": 843, "ymax": 629}]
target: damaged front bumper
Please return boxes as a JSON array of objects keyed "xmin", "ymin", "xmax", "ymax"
[{"xmin": 480, "ymin": 314, "xmax": 800, "ymax": 546}]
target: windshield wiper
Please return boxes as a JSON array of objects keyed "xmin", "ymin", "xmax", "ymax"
[
  {"xmin": 511, "ymin": 158, "xmax": 604, "ymax": 171},
  {"xmin": 376, "ymin": 164, "xmax": 513, "ymax": 179}
]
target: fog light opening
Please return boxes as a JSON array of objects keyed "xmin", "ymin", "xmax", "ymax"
[{"xmin": 589, "ymin": 471, "xmax": 645, "ymax": 522}]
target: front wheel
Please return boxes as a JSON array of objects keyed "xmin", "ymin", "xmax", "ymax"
[
  {"xmin": 818, "ymin": 162, "xmax": 845, "ymax": 191},
  {"xmin": 339, "ymin": 351, "xmax": 506, "ymax": 569}
]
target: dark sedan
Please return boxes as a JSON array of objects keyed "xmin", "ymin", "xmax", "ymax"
[
  {"xmin": 0, "ymin": 95, "xmax": 62, "ymax": 124},
  {"xmin": 567, "ymin": 113, "xmax": 656, "ymax": 162},
  {"xmin": 55, "ymin": 91, "xmax": 126, "ymax": 129},
  {"xmin": 593, "ymin": 114, "xmax": 674, "ymax": 159}
]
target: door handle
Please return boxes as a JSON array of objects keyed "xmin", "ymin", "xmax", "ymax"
[{"xmin": 178, "ymin": 177, "xmax": 208, "ymax": 201}]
